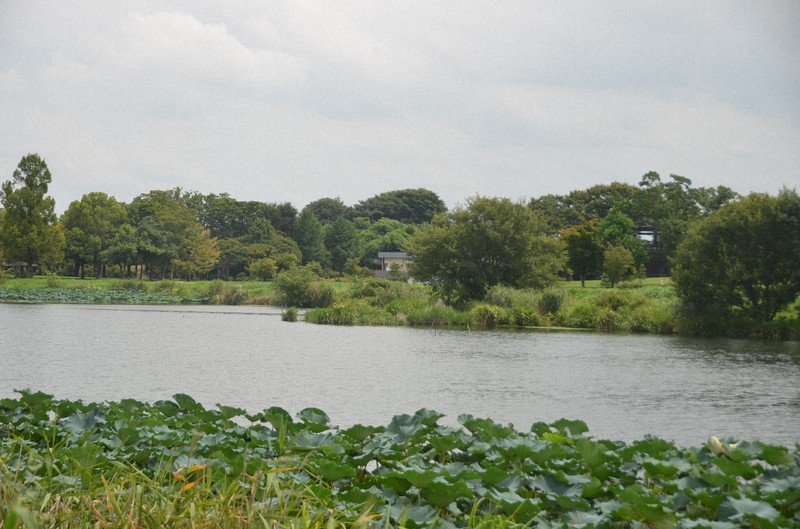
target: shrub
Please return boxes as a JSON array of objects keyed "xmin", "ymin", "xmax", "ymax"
[
  {"xmin": 484, "ymin": 285, "xmax": 538, "ymax": 308},
  {"xmin": 562, "ymin": 302, "xmax": 600, "ymax": 329},
  {"xmin": 248, "ymin": 258, "xmax": 278, "ymax": 281},
  {"xmin": 305, "ymin": 282, "xmax": 335, "ymax": 308},
  {"xmin": 627, "ymin": 302, "xmax": 674, "ymax": 333},
  {"xmin": 0, "ymin": 268, "xmax": 11, "ymax": 284},
  {"xmin": 469, "ymin": 303, "xmax": 507, "ymax": 328},
  {"xmin": 594, "ymin": 307, "xmax": 620, "ymax": 331},
  {"xmin": 538, "ymin": 288, "xmax": 566, "ymax": 315},
  {"xmin": 508, "ymin": 305, "xmax": 541, "ymax": 327},
  {"xmin": 205, "ymin": 280, "xmax": 247, "ymax": 305},
  {"xmin": 281, "ymin": 307, "xmax": 299, "ymax": 322},
  {"xmin": 274, "ymin": 265, "xmax": 335, "ymax": 308},
  {"xmin": 305, "ymin": 301, "xmax": 394, "ymax": 325},
  {"xmin": 149, "ymin": 280, "xmax": 186, "ymax": 295},
  {"xmin": 595, "ymin": 289, "xmax": 645, "ymax": 311},
  {"xmin": 349, "ymin": 278, "xmax": 392, "ymax": 300},
  {"xmin": 45, "ymin": 273, "xmax": 62, "ymax": 288},
  {"xmin": 405, "ymin": 305, "xmax": 468, "ymax": 327},
  {"xmin": 113, "ymin": 279, "xmax": 147, "ymax": 291}
]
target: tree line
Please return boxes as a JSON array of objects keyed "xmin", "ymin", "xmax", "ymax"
[{"xmin": 2, "ymin": 152, "xmax": 798, "ymax": 336}]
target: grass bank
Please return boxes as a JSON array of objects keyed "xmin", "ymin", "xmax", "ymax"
[
  {"xmin": 0, "ymin": 276, "xmax": 278, "ymax": 305},
  {"xmin": 306, "ymin": 278, "xmax": 679, "ymax": 334},
  {"xmin": 0, "ymin": 275, "xmax": 680, "ymax": 334},
  {"xmin": 2, "ymin": 392, "xmax": 797, "ymax": 528}
]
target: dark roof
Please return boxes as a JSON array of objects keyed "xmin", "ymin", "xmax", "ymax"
[{"xmin": 377, "ymin": 252, "xmax": 410, "ymax": 258}]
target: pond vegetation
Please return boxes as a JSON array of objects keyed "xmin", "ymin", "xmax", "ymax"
[{"xmin": 1, "ymin": 391, "xmax": 798, "ymax": 528}]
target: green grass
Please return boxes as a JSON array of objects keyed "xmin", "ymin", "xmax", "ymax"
[{"xmin": 2, "ymin": 392, "xmax": 798, "ymax": 528}]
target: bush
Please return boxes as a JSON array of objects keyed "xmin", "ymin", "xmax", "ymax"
[
  {"xmin": 305, "ymin": 301, "xmax": 394, "ymax": 325},
  {"xmin": 594, "ymin": 307, "xmax": 620, "ymax": 331},
  {"xmin": 405, "ymin": 305, "xmax": 468, "ymax": 327},
  {"xmin": 469, "ymin": 303, "xmax": 506, "ymax": 328},
  {"xmin": 149, "ymin": 280, "xmax": 186, "ymax": 296},
  {"xmin": 113, "ymin": 279, "xmax": 147, "ymax": 291},
  {"xmin": 562, "ymin": 302, "xmax": 600, "ymax": 329},
  {"xmin": 508, "ymin": 305, "xmax": 541, "ymax": 327},
  {"xmin": 484, "ymin": 285, "xmax": 538, "ymax": 308},
  {"xmin": 205, "ymin": 280, "xmax": 247, "ymax": 305},
  {"xmin": 248, "ymin": 258, "xmax": 278, "ymax": 281},
  {"xmin": 281, "ymin": 307, "xmax": 299, "ymax": 322},
  {"xmin": 349, "ymin": 278, "xmax": 392, "ymax": 300},
  {"xmin": 274, "ymin": 265, "xmax": 335, "ymax": 308},
  {"xmin": 538, "ymin": 288, "xmax": 566, "ymax": 315},
  {"xmin": 626, "ymin": 302, "xmax": 674, "ymax": 333}
]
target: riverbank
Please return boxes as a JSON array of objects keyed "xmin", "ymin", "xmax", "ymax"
[
  {"xmin": 0, "ymin": 276, "xmax": 679, "ymax": 334},
  {"xmin": 1, "ymin": 392, "xmax": 797, "ymax": 528}
]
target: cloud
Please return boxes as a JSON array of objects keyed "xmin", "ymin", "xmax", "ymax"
[{"xmin": 0, "ymin": 1, "xmax": 798, "ymax": 213}]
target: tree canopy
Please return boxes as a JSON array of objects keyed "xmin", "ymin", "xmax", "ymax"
[
  {"xmin": 0, "ymin": 154, "xmax": 63, "ymax": 277},
  {"xmin": 673, "ymin": 189, "xmax": 800, "ymax": 337},
  {"xmin": 405, "ymin": 196, "xmax": 564, "ymax": 303},
  {"xmin": 353, "ymin": 188, "xmax": 446, "ymax": 224}
]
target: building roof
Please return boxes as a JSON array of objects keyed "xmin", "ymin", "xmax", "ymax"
[{"xmin": 377, "ymin": 252, "xmax": 410, "ymax": 258}]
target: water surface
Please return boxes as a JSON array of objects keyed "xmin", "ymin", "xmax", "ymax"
[{"xmin": 1, "ymin": 303, "xmax": 798, "ymax": 446}]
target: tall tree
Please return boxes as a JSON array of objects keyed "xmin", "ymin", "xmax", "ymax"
[
  {"xmin": 62, "ymin": 192, "xmax": 128, "ymax": 278},
  {"xmin": 354, "ymin": 188, "xmax": 447, "ymax": 224},
  {"xmin": 303, "ymin": 197, "xmax": 352, "ymax": 224},
  {"xmin": 406, "ymin": 196, "xmax": 564, "ymax": 303},
  {"xmin": 673, "ymin": 190, "xmax": 800, "ymax": 337},
  {"xmin": 324, "ymin": 217, "xmax": 360, "ymax": 273},
  {"xmin": 560, "ymin": 219, "xmax": 602, "ymax": 287},
  {"xmin": 0, "ymin": 154, "xmax": 63, "ymax": 277},
  {"xmin": 294, "ymin": 209, "xmax": 328, "ymax": 265}
]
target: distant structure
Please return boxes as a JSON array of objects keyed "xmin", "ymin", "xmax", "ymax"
[{"xmin": 374, "ymin": 252, "xmax": 412, "ymax": 280}]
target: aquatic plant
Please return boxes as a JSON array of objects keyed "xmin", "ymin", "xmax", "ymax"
[{"xmin": 1, "ymin": 391, "xmax": 797, "ymax": 528}]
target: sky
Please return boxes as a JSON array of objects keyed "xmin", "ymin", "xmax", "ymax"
[{"xmin": 1, "ymin": 1, "xmax": 798, "ymax": 214}]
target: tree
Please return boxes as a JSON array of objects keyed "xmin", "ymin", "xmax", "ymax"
[
  {"xmin": 324, "ymin": 217, "xmax": 360, "ymax": 273},
  {"xmin": 0, "ymin": 154, "xmax": 63, "ymax": 277},
  {"xmin": 673, "ymin": 190, "xmax": 800, "ymax": 336},
  {"xmin": 353, "ymin": 188, "xmax": 447, "ymax": 224},
  {"xmin": 597, "ymin": 210, "xmax": 648, "ymax": 272},
  {"xmin": 405, "ymin": 196, "xmax": 565, "ymax": 303},
  {"xmin": 561, "ymin": 219, "xmax": 602, "ymax": 287},
  {"xmin": 602, "ymin": 244, "xmax": 635, "ymax": 288},
  {"xmin": 294, "ymin": 209, "xmax": 328, "ymax": 265},
  {"xmin": 303, "ymin": 197, "xmax": 352, "ymax": 224},
  {"xmin": 62, "ymin": 192, "xmax": 128, "ymax": 278},
  {"xmin": 247, "ymin": 257, "xmax": 277, "ymax": 281}
]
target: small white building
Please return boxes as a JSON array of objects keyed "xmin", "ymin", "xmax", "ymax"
[{"xmin": 374, "ymin": 252, "xmax": 412, "ymax": 279}]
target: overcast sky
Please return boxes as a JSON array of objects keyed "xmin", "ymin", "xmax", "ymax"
[{"xmin": 1, "ymin": 2, "xmax": 798, "ymax": 213}]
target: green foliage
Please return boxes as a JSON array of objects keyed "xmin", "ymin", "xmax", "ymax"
[
  {"xmin": 1, "ymin": 393, "xmax": 797, "ymax": 529},
  {"xmin": 281, "ymin": 306, "xmax": 299, "ymax": 322},
  {"xmin": 247, "ymin": 257, "xmax": 277, "ymax": 281},
  {"xmin": 273, "ymin": 264, "xmax": 335, "ymax": 308},
  {"xmin": 0, "ymin": 153, "xmax": 63, "ymax": 277},
  {"xmin": 602, "ymin": 243, "xmax": 636, "ymax": 288},
  {"xmin": 323, "ymin": 217, "xmax": 360, "ymax": 273},
  {"xmin": 62, "ymin": 192, "xmax": 128, "ymax": 278},
  {"xmin": 673, "ymin": 190, "xmax": 800, "ymax": 337},
  {"xmin": 406, "ymin": 196, "xmax": 565, "ymax": 302},
  {"xmin": 293, "ymin": 209, "xmax": 328, "ymax": 266},
  {"xmin": 484, "ymin": 284, "xmax": 538, "ymax": 308},
  {"xmin": 537, "ymin": 288, "xmax": 566, "ymax": 314},
  {"xmin": 204, "ymin": 280, "xmax": 247, "ymax": 305},
  {"xmin": 560, "ymin": 219, "xmax": 602, "ymax": 286},
  {"xmin": 469, "ymin": 303, "xmax": 507, "ymax": 327},
  {"xmin": 353, "ymin": 188, "xmax": 446, "ymax": 224}
]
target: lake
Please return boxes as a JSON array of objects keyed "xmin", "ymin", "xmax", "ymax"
[{"xmin": 1, "ymin": 303, "xmax": 798, "ymax": 446}]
